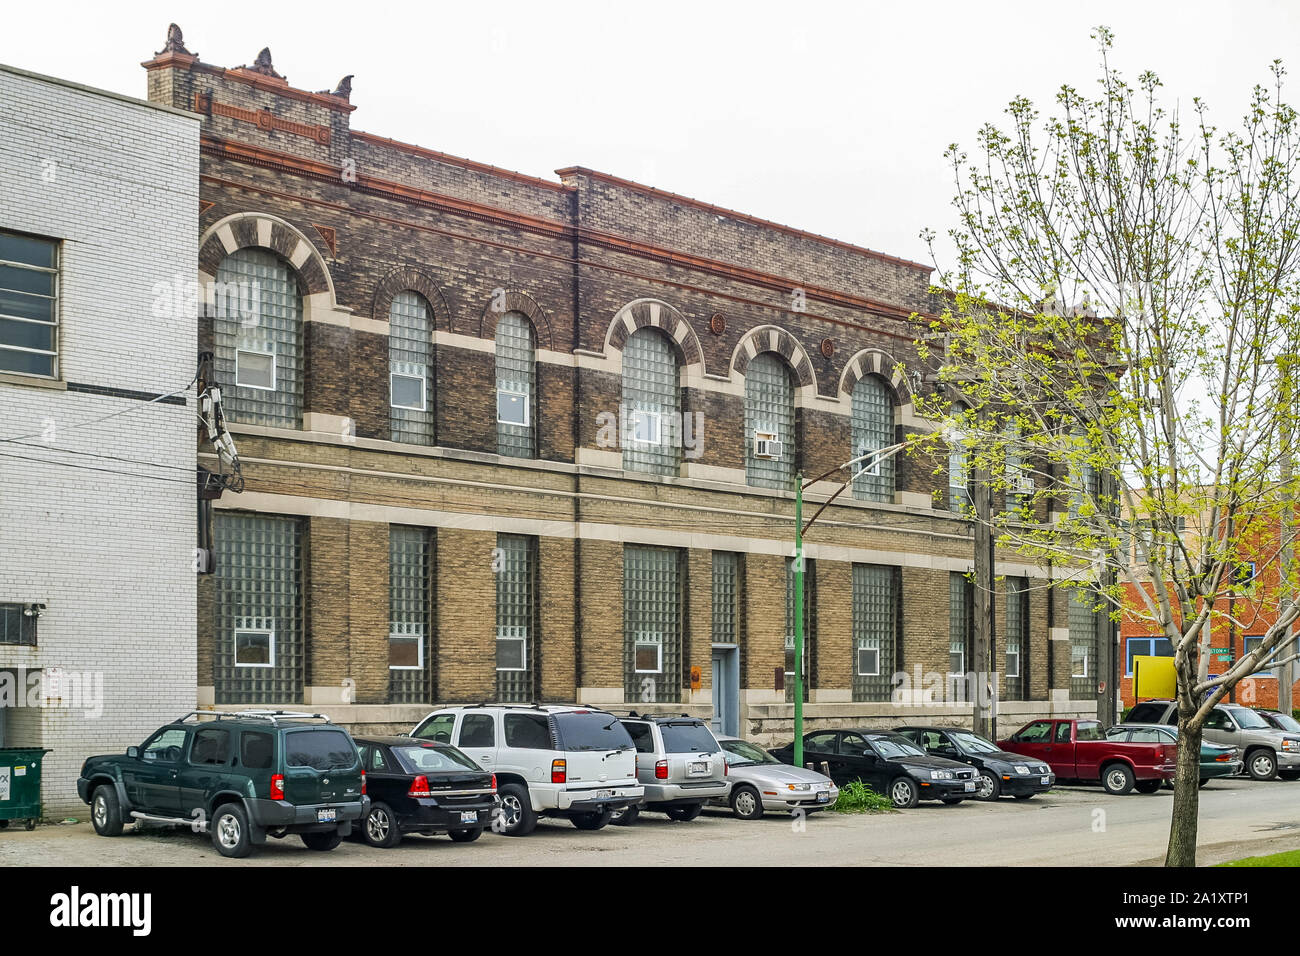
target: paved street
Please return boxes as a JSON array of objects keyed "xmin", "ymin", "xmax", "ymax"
[{"xmin": 5, "ymin": 778, "xmax": 1300, "ymax": 867}]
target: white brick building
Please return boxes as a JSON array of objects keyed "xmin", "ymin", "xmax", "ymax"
[{"xmin": 0, "ymin": 64, "xmax": 199, "ymax": 815}]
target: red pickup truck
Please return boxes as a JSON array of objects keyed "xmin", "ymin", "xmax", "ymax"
[{"xmin": 1000, "ymin": 718, "xmax": 1177, "ymax": 795}]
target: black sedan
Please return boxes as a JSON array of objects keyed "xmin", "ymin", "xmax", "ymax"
[
  {"xmin": 770, "ymin": 730, "xmax": 978, "ymax": 808},
  {"xmin": 894, "ymin": 725, "xmax": 1055, "ymax": 800},
  {"xmin": 352, "ymin": 736, "xmax": 498, "ymax": 848}
]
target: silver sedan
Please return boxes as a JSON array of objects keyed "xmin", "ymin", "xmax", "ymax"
[{"xmin": 712, "ymin": 736, "xmax": 838, "ymax": 819}]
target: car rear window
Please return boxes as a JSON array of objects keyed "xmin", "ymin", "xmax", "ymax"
[
  {"xmin": 552, "ymin": 712, "xmax": 634, "ymax": 752},
  {"xmin": 1127, "ymin": 702, "xmax": 1170, "ymax": 724},
  {"xmin": 661, "ymin": 721, "xmax": 719, "ymax": 754},
  {"xmin": 392, "ymin": 744, "xmax": 481, "ymax": 774},
  {"xmin": 285, "ymin": 729, "xmax": 358, "ymax": 771}
]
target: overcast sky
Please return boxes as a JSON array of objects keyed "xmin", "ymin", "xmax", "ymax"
[{"xmin": 3, "ymin": 1, "xmax": 1298, "ymax": 273}]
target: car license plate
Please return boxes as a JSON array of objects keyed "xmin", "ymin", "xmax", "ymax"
[
  {"xmin": 963, "ymin": 781, "xmax": 975, "ymax": 792},
  {"xmin": 816, "ymin": 791, "xmax": 830, "ymax": 804},
  {"xmin": 595, "ymin": 789, "xmax": 613, "ymax": 799},
  {"xmin": 689, "ymin": 761, "xmax": 708, "ymax": 775},
  {"xmin": 459, "ymin": 810, "xmax": 478, "ymax": 824},
  {"xmin": 1041, "ymin": 776, "xmax": 1050, "ymax": 785},
  {"xmin": 317, "ymin": 808, "xmax": 336, "ymax": 823}
]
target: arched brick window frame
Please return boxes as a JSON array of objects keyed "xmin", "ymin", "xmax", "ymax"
[
  {"xmin": 603, "ymin": 298, "xmax": 704, "ymax": 369},
  {"xmin": 479, "ymin": 290, "xmax": 553, "ymax": 351},
  {"xmin": 198, "ymin": 212, "xmax": 334, "ymax": 302},
  {"xmin": 729, "ymin": 325, "xmax": 819, "ymax": 398},
  {"xmin": 372, "ymin": 266, "xmax": 452, "ymax": 332}
]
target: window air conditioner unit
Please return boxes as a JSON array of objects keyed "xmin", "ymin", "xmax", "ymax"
[{"xmin": 754, "ymin": 430, "xmax": 782, "ymax": 461}]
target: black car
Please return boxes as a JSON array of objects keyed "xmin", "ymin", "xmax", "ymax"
[
  {"xmin": 894, "ymin": 725, "xmax": 1055, "ymax": 800},
  {"xmin": 770, "ymin": 730, "xmax": 977, "ymax": 808},
  {"xmin": 352, "ymin": 736, "xmax": 498, "ymax": 848}
]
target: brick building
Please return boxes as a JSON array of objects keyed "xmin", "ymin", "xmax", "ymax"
[
  {"xmin": 141, "ymin": 29, "xmax": 1102, "ymax": 741},
  {"xmin": 0, "ymin": 62, "xmax": 199, "ymax": 812}
]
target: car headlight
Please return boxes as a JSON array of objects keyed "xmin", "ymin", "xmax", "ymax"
[
  {"xmin": 929, "ymin": 770, "xmax": 954, "ymax": 780},
  {"xmin": 787, "ymin": 783, "xmax": 811, "ymax": 791},
  {"xmin": 1014, "ymin": 765, "xmax": 1030, "ymax": 775},
  {"xmin": 1283, "ymin": 739, "xmax": 1300, "ymax": 753}
]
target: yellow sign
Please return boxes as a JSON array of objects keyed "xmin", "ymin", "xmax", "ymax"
[{"xmin": 1133, "ymin": 655, "xmax": 1177, "ymax": 699}]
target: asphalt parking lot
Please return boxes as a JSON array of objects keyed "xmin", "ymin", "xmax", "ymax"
[{"xmin": 4, "ymin": 777, "xmax": 1300, "ymax": 866}]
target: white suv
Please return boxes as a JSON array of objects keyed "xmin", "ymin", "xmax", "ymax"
[{"xmin": 410, "ymin": 704, "xmax": 643, "ymax": 835}]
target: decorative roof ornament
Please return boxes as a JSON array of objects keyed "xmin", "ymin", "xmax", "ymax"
[
  {"xmin": 333, "ymin": 75, "xmax": 353, "ymax": 100},
  {"xmin": 238, "ymin": 47, "xmax": 285, "ymax": 80},
  {"xmin": 156, "ymin": 23, "xmax": 194, "ymax": 57}
]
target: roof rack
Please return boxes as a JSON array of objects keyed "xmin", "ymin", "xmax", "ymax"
[{"xmin": 176, "ymin": 709, "xmax": 332, "ymax": 725}]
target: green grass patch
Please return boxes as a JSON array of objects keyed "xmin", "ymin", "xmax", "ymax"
[
  {"xmin": 830, "ymin": 779, "xmax": 893, "ymax": 813},
  {"xmin": 1217, "ymin": 849, "xmax": 1300, "ymax": 867}
]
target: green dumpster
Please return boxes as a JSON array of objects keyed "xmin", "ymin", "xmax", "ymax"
[{"xmin": 0, "ymin": 748, "xmax": 51, "ymax": 831}]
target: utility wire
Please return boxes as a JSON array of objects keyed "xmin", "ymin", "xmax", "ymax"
[
  {"xmin": 0, "ymin": 439, "xmax": 199, "ymax": 474},
  {"xmin": 0, "ymin": 448, "xmax": 198, "ymax": 486},
  {"xmin": 0, "ymin": 373, "xmax": 198, "ymax": 444}
]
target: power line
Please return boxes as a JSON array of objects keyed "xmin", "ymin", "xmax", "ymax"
[
  {"xmin": 0, "ymin": 373, "xmax": 198, "ymax": 444},
  {"xmin": 0, "ymin": 448, "xmax": 197, "ymax": 486},
  {"xmin": 0, "ymin": 439, "xmax": 198, "ymax": 474}
]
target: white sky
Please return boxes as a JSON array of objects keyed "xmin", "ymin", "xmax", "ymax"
[{"xmin": 3, "ymin": 0, "xmax": 1298, "ymax": 272}]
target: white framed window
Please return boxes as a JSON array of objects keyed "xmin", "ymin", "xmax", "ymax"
[
  {"xmin": 1244, "ymin": 635, "xmax": 1273, "ymax": 677},
  {"xmin": 949, "ymin": 649, "xmax": 966, "ymax": 676},
  {"xmin": 784, "ymin": 635, "xmax": 809, "ymax": 681},
  {"xmin": 496, "ymin": 625, "xmax": 528, "ymax": 672},
  {"xmin": 497, "ymin": 387, "xmax": 529, "ymax": 426},
  {"xmin": 634, "ymin": 631, "xmax": 663, "ymax": 673},
  {"xmin": 236, "ymin": 348, "xmax": 276, "ymax": 391},
  {"xmin": 1005, "ymin": 649, "xmax": 1020, "ymax": 678},
  {"xmin": 388, "ymin": 629, "xmax": 424, "ymax": 670},
  {"xmin": 856, "ymin": 442, "xmax": 882, "ymax": 476},
  {"xmin": 1072, "ymin": 649, "xmax": 1090, "ymax": 679},
  {"xmin": 234, "ymin": 629, "xmax": 275, "ymax": 668},
  {"xmin": 627, "ymin": 409, "xmax": 663, "ymax": 445},
  {"xmin": 390, "ymin": 368, "xmax": 427, "ymax": 411},
  {"xmin": 856, "ymin": 645, "xmax": 880, "ymax": 677},
  {"xmin": 0, "ymin": 231, "xmax": 59, "ymax": 378}
]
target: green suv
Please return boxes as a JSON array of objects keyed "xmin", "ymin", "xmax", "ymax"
[{"xmin": 77, "ymin": 711, "xmax": 369, "ymax": 858}]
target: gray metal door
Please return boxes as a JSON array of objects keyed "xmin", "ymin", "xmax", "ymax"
[{"xmin": 711, "ymin": 646, "xmax": 739, "ymax": 737}]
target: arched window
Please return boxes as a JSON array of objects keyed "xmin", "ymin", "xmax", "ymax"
[
  {"xmin": 389, "ymin": 291, "xmax": 434, "ymax": 445},
  {"xmin": 851, "ymin": 374, "xmax": 895, "ymax": 503},
  {"xmin": 214, "ymin": 248, "xmax": 303, "ymax": 428},
  {"xmin": 495, "ymin": 312, "xmax": 537, "ymax": 458},
  {"xmin": 745, "ymin": 352, "xmax": 795, "ymax": 489},
  {"xmin": 621, "ymin": 327, "xmax": 680, "ymax": 475}
]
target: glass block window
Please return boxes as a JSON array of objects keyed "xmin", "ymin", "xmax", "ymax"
[
  {"xmin": 784, "ymin": 556, "xmax": 816, "ymax": 703},
  {"xmin": 949, "ymin": 446, "xmax": 970, "ymax": 512},
  {"xmin": 214, "ymin": 513, "xmax": 303, "ymax": 704},
  {"xmin": 496, "ymin": 312, "xmax": 536, "ymax": 458},
  {"xmin": 851, "ymin": 375, "xmax": 895, "ymax": 503},
  {"xmin": 214, "ymin": 248, "xmax": 303, "ymax": 429},
  {"xmin": 1004, "ymin": 423, "xmax": 1032, "ymax": 513},
  {"xmin": 949, "ymin": 572, "xmax": 973, "ymax": 677},
  {"xmin": 1004, "ymin": 576, "xmax": 1029, "ymax": 699},
  {"xmin": 621, "ymin": 327, "xmax": 681, "ymax": 475},
  {"xmin": 712, "ymin": 552, "xmax": 739, "ymax": 644},
  {"xmin": 624, "ymin": 545, "xmax": 683, "ymax": 704},
  {"xmin": 389, "ymin": 291, "xmax": 434, "ymax": 445},
  {"xmin": 1069, "ymin": 588, "xmax": 1099, "ymax": 698},
  {"xmin": 0, "ymin": 603, "xmax": 37, "ymax": 646},
  {"xmin": 0, "ymin": 231, "xmax": 59, "ymax": 377},
  {"xmin": 745, "ymin": 352, "xmax": 795, "ymax": 489},
  {"xmin": 852, "ymin": 564, "xmax": 896, "ymax": 701},
  {"xmin": 496, "ymin": 533, "xmax": 537, "ymax": 702},
  {"xmin": 389, "ymin": 525, "xmax": 431, "ymax": 704}
]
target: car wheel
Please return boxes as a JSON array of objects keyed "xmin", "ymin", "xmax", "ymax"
[
  {"xmin": 1248, "ymin": 749, "xmax": 1278, "ymax": 780},
  {"xmin": 448, "ymin": 827, "xmax": 482, "ymax": 843},
  {"xmin": 571, "ymin": 807, "xmax": 614, "ymax": 830},
  {"xmin": 496, "ymin": 783, "xmax": 538, "ymax": 836},
  {"xmin": 940, "ymin": 797, "xmax": 964, "ymax": 805},
  {"xmin": 0, "ymin": 820, "xmax": 7, "ymax": 829},
  {"xmin": 1278, "ymin": 768, "xmax": 1300, "ymax": 781},
  {"xmin": 211, "ymin": 803, "xmax": 253, "ymax": 858},
  {"xmin": 730, "ymin": 785, "xmax": 764, "ymax": 820},
  {"xmin": 362, "ymin": 801, "xmax": 402, "ymax": 849},
  {"xmin": 610, "ymin": 805, "xmax": 641, "ymax": 826},
  {"xmin": 300, "ymin": 830, "xmax": 343, "ymax": 852},
  {"xmin": 90, "ymin": 785, "xmax": 123, "ymax": 837},
  {"xmin": 24, "ymin": 819, "xmax": 35, "ymax": 831},
  {"xmin": 665, "ymin": 803, "xmax": 704, "ymax": 822},
  {"xmin": 1101, "ymin": 763, "xmax": 1135, "ymax": 795},
  {"xmin": 1134, "ymin": 780, "xmax": 1162, "ymax": 794},
  {"xmin": 975, "ymin": 770, "xmax": 1001, "ymax": 801},
  {"xmin": 889, "ymin": 777, "xmax": 919, "ymax": 809}
]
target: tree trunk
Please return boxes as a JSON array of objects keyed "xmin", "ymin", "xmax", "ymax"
[{"xmin": 1165, "ymin": 715, "xmax": 1203, "ymax": 866}]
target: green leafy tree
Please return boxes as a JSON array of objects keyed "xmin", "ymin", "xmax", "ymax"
[{"xmin": 915, "ymin": 27, "xmax": 1300, "ymax": 866}]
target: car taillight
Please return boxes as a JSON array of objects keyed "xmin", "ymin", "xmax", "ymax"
[
  {"xmin": 361, "ymin": 769, "xmax": 367, "ymax": 796},
  {"xmin": 724, "ymin": 759, "xmax": 729, "ymax": 777},
  {"xmin": 409, "ymin": 775, "xmax": 432, "ymax": 798},
  {"xmin": 552, "ymin": 759, "xmax": 566, "ymax": 784},
  {"xmin": 270, "ymin": 774, "xmax": 285, "ymax": 800},
  {"xmin": 491, "ymin": 774, "xmax": 497, "ymax": 791},
  {"xmin": 655, "ymin": 760, "xmax": 668, "ymax": 780},
  {"xmin": 1216, "ymin": 752, "xmax": 1234, "ymax": 762}
]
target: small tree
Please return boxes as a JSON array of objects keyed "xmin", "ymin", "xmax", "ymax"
[{"xmin": 915, "ymin": 27, "xmax": 1300, "ymax": 866}]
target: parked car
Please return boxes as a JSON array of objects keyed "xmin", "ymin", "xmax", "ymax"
[
  {"xmin": 613, "ymin": 714, "xmax": 728, "ymax": 824},
  {"xmin": 710, "ymin": 735, "xmax": 837, "ymax": 819},
  {"xmin": 410, "ymin": 704, "xmax": 642, "ymax": 835},
  {"xmin": 352, "ymin": 736, "xmax": 497, "ymax": 847},
  {"xmin": 894, "ymin": 725, "xmax": 1054, "ymax": 800},
  {"xmin": 1255, "ymin": 711, "xmax": 1300, "ymax": 779},
  {"xmin": 770, "ymin": 729, "xmax": 977, "ymax": 808},
  {"xmin": 77, "ymin": 710, "xmax": 369, "ymax": 858},
  {"xmin": 1102, "ymin": 723, "xmax": 1242, "ymax": 787},
  {"xmin": 1000, "ymin": 718, "xmax": 1176, "ymax": 795},
  {"xmin": 1125, "ymin": 699, "xmax": 1300, "ymax": 780}
]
